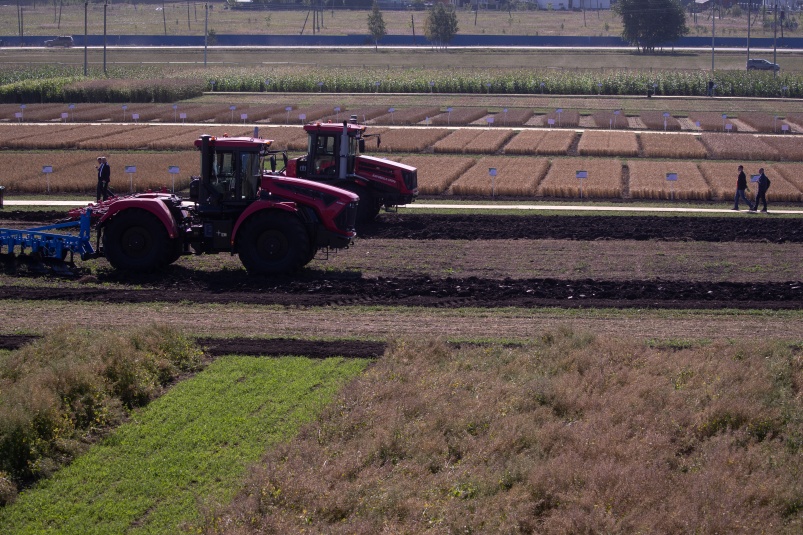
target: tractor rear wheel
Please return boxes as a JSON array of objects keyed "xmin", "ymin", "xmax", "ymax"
[
  {"xmin": 237, "ymin": 212, "xmax": 310, "ymax": 275},
  {"xmin": 103, "ymin": 209, "xmax": 171, "ymax": 272}
]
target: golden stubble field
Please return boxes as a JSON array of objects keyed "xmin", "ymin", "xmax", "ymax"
[{"xmin": 2, "ymin": 113, "xmax": 802, "ymax": 202}]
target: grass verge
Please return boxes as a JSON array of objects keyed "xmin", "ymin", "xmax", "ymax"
[{"xmin": 0, "ymin": 353, "xmax": 369, "ymax": 534}]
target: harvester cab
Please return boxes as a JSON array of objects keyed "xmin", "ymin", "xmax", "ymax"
[{"xmin": 283, "ymin": 117, "xmax": 418, "ymax": 224}]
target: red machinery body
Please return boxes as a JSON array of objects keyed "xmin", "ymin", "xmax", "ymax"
[
  {"xmin": 282, "ymin": 120, "xmax": 418, "ymax": 223},
  {"xmin": 67, "ymin": 134, "xmax": 358, "ymax": 274}
]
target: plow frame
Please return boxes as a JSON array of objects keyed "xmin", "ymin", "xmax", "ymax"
[{"xmin": 0, "ymin": 210, "xmax": 96, "ymax": 270}]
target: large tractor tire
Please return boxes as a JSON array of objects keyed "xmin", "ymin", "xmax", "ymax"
[
  {"xmin": 237, "ymin": 212, "xmax": 311, "ymax": 275},
  {"xmin": 103, "ymin": 209, "xmax": 171, "ymax": 272}
]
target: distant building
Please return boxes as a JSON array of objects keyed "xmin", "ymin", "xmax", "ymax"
[
  {"xmin": 430, "ymin": 0, "xmax": 611, "ymax": 8},
  {"xmin": 526, "ymin": 0, "xmax": 611, "ymax": 9}
]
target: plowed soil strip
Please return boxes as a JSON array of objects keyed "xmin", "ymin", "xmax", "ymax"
[
  {"xmin": 359, "ymin": 214, "xmax": 803, "ymax": 242},
  {"xmin": 2, "ymin": 277, "xmax": 801, "ymax": 310},
  {"xmin": 0, "ymin": 334, "xmax": 385, "ymax": 359},
  {"xmin": 3, "ymin": 212, "xmax": 803, "ymax": 242}
]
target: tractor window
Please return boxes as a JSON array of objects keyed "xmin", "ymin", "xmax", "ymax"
[
  {"xmin": 347, "ymin": 135, "xmax": 358, "ymax": 174},
  {"xmin": 209, "ymin": 151, "xmax": 235, "ymax": 200},
  {"xmin": 240, "ymin": 152, "xmax": 260, "ymax": 200},
  {"xmin": 310, "ymin": 134, "xmax": 337, "ymax": 176}
]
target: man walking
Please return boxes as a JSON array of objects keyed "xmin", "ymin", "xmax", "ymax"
[
  {"xmin": 96, "ymin": 156, "xmax": 111, "ymax": 202},
  {"xmin": 750, "ymin": 168, "xmax": 770, "ymax": 213},
  {"xmin": 732, "ymin": 165, "xmax": 753, "ymax": 211}
]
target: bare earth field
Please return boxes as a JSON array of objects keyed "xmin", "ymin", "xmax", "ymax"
[{"xmin": 1, "ymin": 211, "xmax": 802, "ymax": 341}]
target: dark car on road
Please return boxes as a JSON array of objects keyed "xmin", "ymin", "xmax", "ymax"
[
  {"xmin": 747, "ymin": 58, "xmax": 780, "ymax": 71},
  {"xmin": 44, "ymin": 36, "xmax": 74, "ymax": 47}
]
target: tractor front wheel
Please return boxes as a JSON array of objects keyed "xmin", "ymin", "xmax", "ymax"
[
  {"xmin": 237, "ymin": 212, "xmax": 311, "ymax": 275},
  {"xmin": 103, "ymin": 209, "xmax": 171, "ymax": 272}
]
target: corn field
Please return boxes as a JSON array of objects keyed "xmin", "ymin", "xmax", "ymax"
[{"xmin": 4, "ymin": 65, "xmax": 803, "ymax": 103}]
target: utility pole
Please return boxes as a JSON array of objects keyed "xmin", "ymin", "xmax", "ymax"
[
  {"xmin": 83, "ymin": 1, "xmax": 88, "ymax": 76},
  {"xmin": 747, "ymin": 0, "xmax": 751, "ymax": 62},
  {"xmin": 773, "ymin": 1, "xmax": 778, "ymax": 77},
  {"xmin": 711, "ymin": 0, "xmax": 715, "ymax": 73},
  {"xmin": 17, "ymin": 0, "xmax": 24, "ymax": 45},
  {"xmin": 204, "ymin": 2, "xmax": 208, "ymax": 67},
  {"xmin": 103, "ymin": 1, "xmax": 108, "ymax": 75}
]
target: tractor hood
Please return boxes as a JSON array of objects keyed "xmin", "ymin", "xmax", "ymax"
[{"xmin": 263, "ymin": 174, "xmax": 360, "ymax": 206}]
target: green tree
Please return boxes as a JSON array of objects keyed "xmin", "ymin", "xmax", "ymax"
[
  {"xmin": 614, "ymin": 0, "xmax": 688, "ymax": 52},
  {"xmin": 424, "ymin": 3, "xmax": 459, "ymax": 50},
  {"xmin": 367, "ymin": 1, "xmax": 386, "ymax": 51}
]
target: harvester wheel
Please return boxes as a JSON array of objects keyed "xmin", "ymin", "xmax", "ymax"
[
  {"xmin": 103, "ymin": 209, "xmax": 171, "ymax": 272},
  {"xmin": 237, "ymin": 212, "xmax": 310, "ymax": 275}
]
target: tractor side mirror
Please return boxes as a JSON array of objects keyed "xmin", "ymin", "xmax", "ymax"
[
  {"xmin": 358, "ymin": 139, "xmax": 365, "ymax": 153},
  {"xmin": 270, "ymin": 155, "xmax": 276, "ymax": 172},
  {"xmin": 283, "ymin": 153, "xmax": 288, "ymax": 167}
]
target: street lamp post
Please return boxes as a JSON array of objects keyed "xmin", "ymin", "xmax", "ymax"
[
  {"xmin": 747, "ymin": 0, "xmax": 751, "ymax": 62},
  {"xmin": 103, "ymin": 1, "xmax": 108, "ymax": 74},
  {"xmin": 773, "ymin": 1, "xmax": 778, "ymax": 78},
  {"xmin": 711, "ymin": 0, "xmax": 715, "ymax": 73},
  {"xmin": 83, "ymin": 1, "xmax": 88, "ymax": 76}
]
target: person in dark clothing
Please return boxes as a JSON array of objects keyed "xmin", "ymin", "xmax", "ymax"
[
  {"xmin": 732, "ymin": 165, "xmax": 753, "ymax": 211},
  {"xmin": 96, "ymin": 156, "xmax": 111, "ymax": 202},
  {"xmin": 750, "ymin": 167, "xmax": 770, "ymax": 213}
]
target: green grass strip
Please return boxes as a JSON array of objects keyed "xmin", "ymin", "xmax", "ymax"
[{"xmin": 0, "ymin": 355, "xmax": 368, "ymax": 534}]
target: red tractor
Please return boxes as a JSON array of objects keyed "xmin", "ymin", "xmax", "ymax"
[
  {"xmin": 280, "ymin": 117, "xmax": 418, "ymax": 224},
  {"xmin": 68, "ymin": 134, "xmax": 358, "ymax": 274}
]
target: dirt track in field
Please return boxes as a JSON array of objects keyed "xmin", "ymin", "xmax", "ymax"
[
  {"xmin": 1, "ymin": 211, "xmax": 802, "ymax": 311},
  {"xmin": 0, "ymin": 334, "xmax": 385, "ymax": 359}
]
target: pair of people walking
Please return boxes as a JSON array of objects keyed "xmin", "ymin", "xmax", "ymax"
[{"xmin": 733, "ymin": 165, "xmax": 770, "ymax": 213}]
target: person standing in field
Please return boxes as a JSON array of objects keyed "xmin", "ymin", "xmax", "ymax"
[
  {"xmin": 750, "ymin": 167, "xmax": 771, "ymax": 213},
  {"xmin": 96, "ymin": 156, "xmax": 111, "ymax": 202},
  {"xmin": 732, "ymin": 165, "xmax": 753, "ymax": 211}
]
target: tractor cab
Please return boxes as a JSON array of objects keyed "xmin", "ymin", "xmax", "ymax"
[
  {"xmin": 291, "ymin": 121, "xmax": 367, "ymax": 181},
  {"xmin": 191, "ymin": 135, "xmax": 273, "ymax": 210}
]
